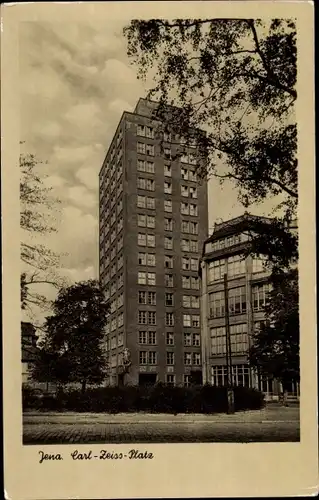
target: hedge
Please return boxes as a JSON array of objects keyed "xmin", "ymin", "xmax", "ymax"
[{"xmin": 22, "ymin": 384, "xmax": 265, "ymax": 413}]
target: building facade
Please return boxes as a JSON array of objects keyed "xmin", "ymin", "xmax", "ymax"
[
  {"xmin": 99, "ymin": 98, "xmax": 208, "ymax": 386},
  {"xmin": 21, "ymin": 322, "xmax": 39, "ymax": 385},
  {"xmin": 200, "ymin": 214, "xmax": 299, "ymax": 400}
]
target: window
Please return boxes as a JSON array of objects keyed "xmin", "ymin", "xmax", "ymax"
[
  {"xmin": 182, "ymin": 276, "xmax": 191, "ymax": 289},
  {"xmin": 111, "ymin": 281, "xmax": 117, "ymax": 295},
  {"xmin": 184, "ymin": 333, "xmax": 192, "ymax": 346},
  {"xmin": 138, "ymin": 311, "xmax": 147, "ymax": 324},
  {"xmin": 138, "ymin": 233, "xmax": 146, "ymax": 246},
  {"xmin": 148, "ymin": 291, "xmax": 156, "ymax": 305},
  {"xmin": 228, "ymin": 286, "xmax": 247, "ymax": 315},
  {"xmin": 147, "ymin": 254, "xmax": 156, "ymax": 266},
  {"xmin": 111, "ymin": 319, "xmax": 117, "ymax": 331},
  {"xmin": 184, "ymin": 352, "xmax": 192, "ymax": 365},
  {"xmin": 164, "ymin": 164, "xmax": 171, "ymax": 177},
  {"xmin": 138, "ymin": 291, "xmax": 146, "ymax": 304},
  {"xmin": 147, "ymin": 216, "xmax": 155, "ymax": 228},
  {"xmin": 191, "ymin": 296, "xmax": 200, "ymax": 308},
  {"xmin": 118, "ymin": 273, "xmax": 124, "ymax": 288},
  {"xmin": 165, "ymin": 274, "xmax": 174, "ymax": 287},
  {"xmin": 166, "ymin": 352, "xmax": 175, "ymax": 365},
  {"xmin": 228, "ymin": 255, "xmax": 246, "ymax": 278},
  {"xmin": 146, "ymin": 161, "xmax": 155, "ymax": 173},
  {"xmin": 189, "ymin": 186, "xmax": 197, "ymax": 199},
  {"xmin": 147, "ymin": 272, "xmax": 156, "ymax": 286},
  {"xmin": 184, "ymin": 375, "xmax": 190, "ymax": 387},
  {"xmin": 190, "ymin": 240, "xmax": 198, "ymax": 252},
  {"xmin": 181, "ymin": 221, "xmax": 189, "ymax": 233},
  {"xmin": 117, "ymin": 255, "xmax": 123, "ymax": 270},
  {"xmin": 193, "ymin": 333, "xmax": 200, "ymax": 346},
  {"xmin": 137, "ymin": 159, "xmax": 146, "ymax": 172},
  {"xmin": 138, "ymin": 272, "xmax": 146, "ymax": 285},
  {"xmin": 148, "ymin": 311, "xmax": 156, "ymax": 325},
  {"xmin": 138, "ymin": 214, "xmax": 146, "ymax": 227},
  {"xmin": 146, "ymin": 126, "xmax": 154, "ymax": 139},
  {"xmin": 189, "ymin": 169, "xmax": 197, "ymax": 181},
  {"xmin": 164, "ymin": 199, "xmax": 172, "ymax": 212},
  {"xmin": 182, "ymin": 295, "xmax": 191, "ymax": 308},
  {"xmin": 138, "ymin": 252, "xmax": 146, "ymax": 265},
  {"xmin": 209, "ymin": 291, "xmax": 225, "ymax": 318},
  {"xmin": 147, "ymin": 234, "xmax": 155, "ymax": 247},
  {"xmin": 189, "ymin": 222, "xmax": 198, "ymax": 234},
  {"xmin": 148, "ymin": 331, "xmax": 156, "ymax": 345},
  {"xmin": 146, "ymin": 144, "xmax": 154, "ymax": 156},
  {"xmin": 117, "ymin": 236, "xmax": 123, "ymax": 251},
  {"xmin": 137, "ymin": 124, "xmax": 145, "ymax": 137},
  {"xmin": 139, "ymin": 351, "xmax": 147, "ymax": 364},
  {"xmin": 164, "ymin": 218, "xmax": 173, "ymax": 231},
  {"xmin": 146, "ymin": 197, "xmax": 155, "ymax": 209},
  {"xmin": 181, "ymin": 239, "xmax": 190, "ymax": 252},
  {"xmin": 139, "ymin": 331, "xmax": 147, "ymax": 344},
  {"xmin": 208, "ymin": 259, "xmax": 226, "ymax": 282},
  {"xmin": 165, "ymin": 293, "xmax": 174, "ymax": 306},
  {"xmin": 164, "ymin": 237, "xmax": 173, "ymax": 250},
  {"xmin": 137, "ymin": 195, "xmax": 146, "ymax": 208},
  {"xmin": 190, "ymin": 258, "xmax": 198, "ymax": 271},
  {"xmin": 211, "ymin": 364, "xmax": 250, "ymax": 388},
  {"xmin": 164, "ymin": 181, "xmax": 172, "ymax": 194},
  {"xmin": 166, "ymin": 312, "xmax": 174, "ymax": 326},
  {"xmin": 181, "ymin": 202, "xmax": 189, "ymax": 215},
  {"xmin": 148, "ymin": 351, "xmax": 157, "ymax": 365},
  {"xmin": 166, "ymin": 374, "xmax": 175, "ymax": 386},
  {"xmin": 193, "ymin": 353, "xmax": 201, "ymax": 365},
  {"xmin": 190, "ymin": 204, "xmax": 198, "ymax": 216},
  {"xmin": 137, "ymin": 142, "xmax": 146, "ymax": 154},
  {"xmin": 165, "ymin": 255, "xmax": 173, "ymax": 268},
  {"xmin": 252, "ymin": 283, "xmax": 270, "ymax": 311},
  {"xmin": 182, "ymin": 257, "xmax": 190, "ymax": 270},
  {"xmin": 118, "ymin": 313, "xmax": 124, "ymax": 327},
  {"xmin": 118, "ymin": 332, "xmax": 124, "ymax": 346},
  {"xmin": 166, "ymin": 332, "xmax": 174, "ymax": 345},
  {"xmin": 192, "ymin": 315, "xmax": 200, "ymax": 327},
  {"xmin": 181, "ymin": 154, "xmax": 189, "ymax": 164},
  {"xmin": 181, "ymin": 185, "xmax": 188, "ymax": 197},
  {"xmin": 229, "ymin": 324, "xmax": 248, "ymax": 353},
  {"xmin": 117, "ymin": 293, "xmax": 124, "ymax": 308},
  {"xmin": 183, "ymin": 314, "xmax": 191, "ymax": 327},
  {"xmin": 137, "ymin": 177, "xmax": 155, "ymax": 191},
  {"xmin": 191, "ymin": 277, "xmax": 199, "ymax": 290},
  {"xmin": 181, "ymin": 167, "xmax": 189, "ymax": 180}
]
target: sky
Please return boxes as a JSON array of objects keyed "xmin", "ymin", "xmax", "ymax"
[{"xmin": 20, "ymin": 20, "xmax": 279, "ymax": 324}]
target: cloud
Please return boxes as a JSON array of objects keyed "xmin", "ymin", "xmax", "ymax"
[
  {"xmin": 75, "ymin": 167, "xmax": 99, "ymax": 191},
  {"xmin": 67, "ymin": 186, "xmax": 96, "ymax": 209}
]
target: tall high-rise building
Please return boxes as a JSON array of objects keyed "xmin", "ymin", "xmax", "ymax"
[{"xmin": 99, "ymin": 98, "xmax": 208, "ymax": 386}]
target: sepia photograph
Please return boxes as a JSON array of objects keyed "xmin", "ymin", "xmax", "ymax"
[
  {"xmin": 20, "ymin": 15, "xmax": 301, "ymax": 445},
  {"xmin": 2, "ymin": 1, "xmax": 317, "ymax": 499}
]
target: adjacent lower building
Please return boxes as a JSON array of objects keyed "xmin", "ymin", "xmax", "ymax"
[
  {"xmin": 200, "ymin": 213, "xmax": 299, "ymax": 400},
  {"xmin": 99, "ymin": 98, "xmax": 208, "ymax": 386},
  {"xmin": 21, "ymin": 321, "xmax": 39, "ymax": 386}
]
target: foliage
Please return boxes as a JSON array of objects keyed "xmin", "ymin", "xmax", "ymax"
[
  {"xmin": 34, "ymin": 280, "xmax": 109, "ymax": 392},
  {"xmin": 249, "ymin": 268, "xmax": 299, "ymax": 388},
  {"xmin": 20, "ymin": 149, "xmax": 64, "ymax": 313},
  {"xmin": 124, "ymin": 18, "xmax": 298, "ymax": 261},
  {"xmin": 22, "ymin": 383, "xmax": 265, "ymax": 413}
]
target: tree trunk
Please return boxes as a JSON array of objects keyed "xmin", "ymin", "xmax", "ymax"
[{"xmin": 81, "ymin": 380, "xmax": 86, "ymax": 394}]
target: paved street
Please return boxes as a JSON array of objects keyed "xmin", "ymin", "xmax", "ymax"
[{"xmin": 23, "ymin": 405, "xmax": 299, "ymax": 444}]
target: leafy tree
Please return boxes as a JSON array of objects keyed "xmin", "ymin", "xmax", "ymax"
[
  {"xmin": 39, "ymin": 280, "xmax": 109, "ymax": 393},
  {"xmin": 249, "ymin": 268, "xmax": 299, "ymax": 398},
  {"xmin": 31, "ymin": 349, "xmax": 72, "ymax": 390},
  {"xmin": 20, "ymin": 148, "xmax": 64, "ymax": 313},
  {"xmin": 124, "ymin": 18, "xmax": 297, "ymax": 261}
]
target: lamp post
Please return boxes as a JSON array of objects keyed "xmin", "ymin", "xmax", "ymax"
[{"xmin": 224, "ymin": 273, "xmax": 235, "ymax": 413}]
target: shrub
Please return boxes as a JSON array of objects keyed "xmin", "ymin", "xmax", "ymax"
[{"xmin": 22, "ymin": 383, "xmax": 265, "ymax": 413}]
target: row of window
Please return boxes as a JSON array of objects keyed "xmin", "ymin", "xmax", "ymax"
[
  {"xmin": 208, "ymin": 255, "xmax": 267, "ymax": 282},
  {"xmin": 139, "ymin": 351, "xmax": 201, "ymax": 366},
  {"xmin": 137, "ymin": 291, "xmax": 200, "ymax": 308},
  {"xmin": 206, "ymin": 232, "xmax": 249, "ymax": 253},
  {"xmin": 100, "ymin": 199, "xmax": 123, "ymax": 225},
  {"xmin": 136, "ymin": 215, "xmax": 199, "ymax": 234},
  {"xmin": 137, "ymin": 311, "xmax": 200, "ymax": 327},
  {"xmin": 137, "ymin": 196, "xmax": 198, "ymax": 216},
  {"xmin": 211, "ymin": 364, "xmax": 250, "ymax": 388},
  {"xmin": 138, "ymin": 331, "xmax": 200, "ymax": 347},
  {"xmin": 209, "ymin": 283, "xmax": 270, "ymax": 318},
  {"xmin": 137, "ymin": 253, "xmax": 198, "ymax": 270},
  {"xmin": 137, "ymin": 233, "xmax": 199, "ymax": 253},
  {"xmin": 137, "ymin": 177, "xmax": 198, "ymax": 198},
  {"xmin": 103, "ymin": 274, "xmax": 124, "ymax": 301},
  {"xmin": 137, "ymin": 272, "xmax": 200, "ymax": 289},
  {"xmin": 137, "ymin": 159, "xmax": 198, "ymax": 180}
]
